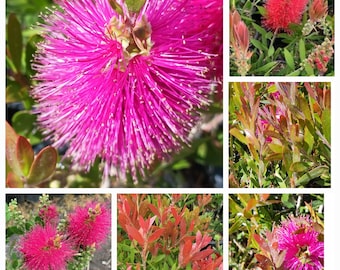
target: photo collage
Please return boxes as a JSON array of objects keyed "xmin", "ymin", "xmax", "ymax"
[{"xmin": 4, "ymin": 0, "xmax": 337, "ymax": 269}]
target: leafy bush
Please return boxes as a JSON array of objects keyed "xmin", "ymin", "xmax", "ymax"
[
  {"xmin": 229, "ymin": 82, "xmax": 330, "ymax": 188},
  {"xmin": 117, "ymin": 194, "xmax": 223, "ymax": 270}
]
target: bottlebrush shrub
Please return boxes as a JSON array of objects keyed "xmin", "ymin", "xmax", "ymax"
[
  {"xmin": 230, "ymin": 0, "xmax": 334, "ymax": 76},
  {"xmin": 6, "ymin": 194, "xmax": 111, "ymax": 270},
  {"xmin": 229, "ymin": 82, "xmax": 330, "ymax": 188},
  {"xmin": 229, "ymin": 194, "xmax": 324, "ymax": 270},
  {"xmin": 117, "ymin": 194, "xmax": 223, "ymax": 270}
]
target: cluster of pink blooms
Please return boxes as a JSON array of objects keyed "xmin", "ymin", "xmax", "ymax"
[
  {"xmin": 18, "ymin": 201, "xmax": 111, "ymax": 270},
  {"xmin": 276, "ymin": 215, "xmax": 324, "ymax": 270},
  {"xmin": 32, "ymin": 0, "xmax": 222, "ymax": 182}
]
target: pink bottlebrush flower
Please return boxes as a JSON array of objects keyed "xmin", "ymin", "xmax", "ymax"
[
  {"xmin": 262, "ymin": 0, "xmax": 309, "ymax": 32},
  {"xmin": 31, "ymin": 0, "xmax": 222, "ymax": 182},
  {"xmin": 18, "ymin": 225, "xmax": 75, "ymax": 270},
  {"xmin": 67, "ymin": 201, "xmax": 111, "ymax": 248},
  {"xmin": 39, "ymin": 204, "xmax": 59, "ymax": 226},
  {"xmin": 276, "ymin": 215, "xmax": 324, "ymax": 270}
]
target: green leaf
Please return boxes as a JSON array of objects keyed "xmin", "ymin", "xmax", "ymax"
[
  {"xmin": 12, "ymin": 111, "xmax": 36, "ymax": 138},
  {"xmin": 6, "ymin": 80, "xmax": 24, "ymax": 103},
  {"xmin": 268, "ymin": 143, "xmax": 283, "ymax": 154},
  {"xmin": 299, "ymin": 38, "xmax": 306, "ymax": 61},
  {"xmin": 251, "ymin": 23, "xmax": 268, "ymax": 37},
  {"xmin": 16, "ymin": 136, "xmax": 34, "ymax": 176},
  {"xmin": 230, "ymin": 127, "xmax": 247, "ymax": 145},
  {"xmin": 304, "ymin": 62, "xmax": 315, "ymax": 76},
  {"xmin": 257, "ymin": 6, "xmax": 266, "ymax": 16},
  {"xmin": 108, "ymin": 0, "xmax": 124, "ymax": 15},
  {"xmin": 125, "ymin": 0, "xmax": 146, "ymax": 13},
  {"xmin": 252, "ymin": 61, "xmax": 278, "ymax": 74},
  {"xmin": 268, "ymin": 45, "xmax": 274, "ymax": 57},
  {"xmin": 284, "ymin": 48, "xmax": 295, "ymax": 70},
  {"xmin": 250, "ymin": 38, "xmax": 267, "ymax": 51},
  {"xmin": 287, "ymin": 69, "xmax": 301, "ymax": 76},
  {"xmin": 229, "ymin": 216, "xmax": 243, "ymax": 234},
  {"xmin": 321, "ymin": 108, "xmax": 330, "ymax": 143},
  {"xmin": 304, "ymin": 125, "xmax": 314, "ymax": 154},
  {"xmin": 151, "ymin": 254, "xmax": 166, "ymax": 264},
  {"xmin": 296, "ymin": 166, "xmax": 329, "ymax": 186},
  {"xmin": 289, "ymin": 162, "xmax": 309, "ymax": 173},
  {"xmin": 7, "ymin": 13, "xmax": 23, "ymax": 73},
  {"xmin": 27, "ymin": 146, "xmax": 57, "ymax": 185}
]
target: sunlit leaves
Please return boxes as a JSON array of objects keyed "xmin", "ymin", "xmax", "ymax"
[
  {"xmin": 229, "ymin": 82, "xmax": 330, "ymax": 188},
  {"xmin": 118, "ymin": 194, "xmax": 222, "ymax": 269}
]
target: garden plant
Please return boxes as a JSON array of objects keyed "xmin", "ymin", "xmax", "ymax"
[
  {"xmin": 230, "ymin": 0, "xmax": 334, "ymax": 76},
  {"xmin": 117, "ymin": 194, "xmax": 223, "ymax": 270},
  {"xmin": 229, "ymin": 82, "xmax": 330, "ymax": 188},
  {"xmin": 6, "ymin": 0, "xmax": 223, "ymax": 188},
  {"xmin": 6, "ymin": 194, "xmax": 111, "ymax": 270},
  {"xmin": 229, "ymin": 193, "xmax": 324, "ymax": 270}
]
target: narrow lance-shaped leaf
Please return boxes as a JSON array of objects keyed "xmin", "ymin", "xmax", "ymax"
[
  {"xmin": 321, "ymin": 108, "xmax": 330, "ymax": 143},
  {"xmin": 299, "ymin": 38, "xmax": 306, "ymax": 61},
  {"xmin": 7, "ymin": 13, "xmax": 23, "ymax": 73},
  {"xmin": 125, "ymin": 224, "xmax": 144, "ymax": 246},
  {"xmin": 296, "ymin": 166, "xmax": 329, "ymax": 186},
  {"xmin": 284, "ymin": 48, "xmax": 295, "ymax": 70}
]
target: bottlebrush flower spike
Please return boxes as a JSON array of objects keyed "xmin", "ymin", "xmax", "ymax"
[
  {"xmin": 276, "ymin": 215, "xmax": 324, "ymax": 270},
  {"xmin": 309, "ymin": 0, "xmax": 328, "ymax": 22},
  {"xmin": 262, "ymin": 0, "xmax": 309, "ymax": 32},
  {"xmin": 31, "ymin": 0, "xmax": 222, "ymax": 183},
  {"xmin": 230, "ymin": 10, "xmax": 252, "ymax": 75},
  {"xmin": 18, "ymin": 225, "xmax": 75, "ymax": 270},
  {"xmin": 39, "ymin": 204, "xmax": 59, "ymax": 226},
  {"xmin": 67, "ymin": 201, "xmax": 111, "ymax": 248}
]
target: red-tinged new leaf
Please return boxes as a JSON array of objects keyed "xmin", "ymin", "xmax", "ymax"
[
  {"xmin": 191, "ymin": 248, "xmax": 214, "ymax": 262},
  {"xmin": 148, "ymin": 228, "xmax": 165, "ymax": 243},
  {"xmin": 138, "ymin": 215, "xmax": 156, "ymax": 234},
  {"xmin": 253, "ymin": 234, "xmax": 270, "ymax": 253},
  {"xmin": 180, "ymin": 218, "xmax": 187, "ymax": 239},
  {"xmin": 179, "ymin": 239, "xmax": 192, "ymax": 267},
  {"xmin": 255, "ymin": 254, "xmax": 273, "ymax": 270},
  {"xmin": 126, "ymin": 225, "xmax": 144, "ymax": 246},
  {"xmin": 245, "ymin": 198, "xmax": 257, "ymax": 212},
  {"xmin": 188, "ymin": 219, "xmax": 195, "ymax": 233},
  {"xmin": 6, "ymin": 123, "xmax": 22, "ymax": 177},
  {"xmin": 16, "ymin": 136, "xmax": 34, "ymax": 176},
  {"xmin": 6, "ymin": 171, "xmax": 24, "ymax": 188},
  {"xmin": 148, "ymin": 202, "xmax": 160, "ymax": 218},
  {"xmin": 171, "ymin": 207, "xmax": 181, "ymax": 226},
  {"xmin": 27, "ymin": 146, "xmax": 57, "ymax": 185},
  {"xmin": 260, "ymin": 194, "xmax": 270, "ymax": 201}
]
